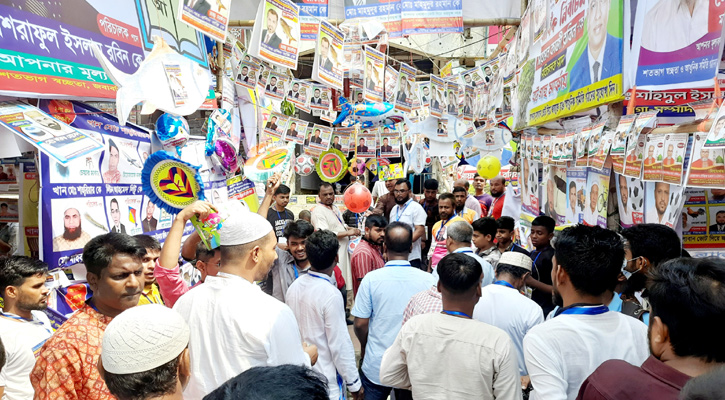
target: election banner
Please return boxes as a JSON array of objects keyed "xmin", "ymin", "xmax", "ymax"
[
  {"xmin": 526, "ymin": 0, "xmax": 625, "ymax": 126},
  {"xmin": 250, "ymin": 0, "xmax": 301, "ymax": 70},
  {"xmin": 662, "ymin": 133, "xmax": 689, "ymax": 185},
  {"xmin": 344, "ymin": 1, "xmax": 402, "ymax": 37},
  {"xmin": 394, "ymin": 63, "xmax": 417, "ymax": 113},
  {"xmin": 520, "ymin": 159, "xmax": 540, "ymax": 217},
  {"xmin": 0, "ymin": 0, "xmax": 208, "ymax": 99},
  {"xmin": 645, "ymin": 181, "xmax": 686, "ymax": 228},
  {"xmin": 704, "ymin": 104, "xmax": 725, "ymax": 149},
  {"xmin": 616, "ymin": 173, "xmax": 645, "ymax": 228},
  {"xmin": 429, "ymin": 75, "xmax": 446, "ymax": 118},
  {"xmin": 312, "ymin": 20, "xmax": 344, "ymax": 90},
  {"xmin": 286, "ymin": 79, "xmax": 311, "ymax": 112},
  {"xmin": 583, "ymin": 166, "xmax": 610, "ymax": 228},
  {"xmin": 400, "ymin": 0, "xmax": 463, "ymax": 36},
  {"xmin": 179, "ymin": 0, "xmax": 232, "ymax": 42},
  {"xmin": 565, "ymin": 166, "xmax": 587, "ymax": 225},
  {"xmin": 630, "ymin": 0, "xmax": 725, "ymax": 90},
  {"xmin": 685, "ymin": 132, "xmax": 725, "ymax": 188},
  {"xmin": 682, "ymin": 188, "xmax": 725, "ymax": 249},
  {"xmin": 363, "ymin": 46, "xmax": 385, "ymax": 102},
  {"xmin": 293, "ymin": 0, "xmax": 329, "ymax": 41}
]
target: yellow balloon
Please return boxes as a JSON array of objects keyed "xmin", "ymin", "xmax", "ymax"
[{"xmin": 477, "ymin": 156, "xmax": 501, "ymax": 179}]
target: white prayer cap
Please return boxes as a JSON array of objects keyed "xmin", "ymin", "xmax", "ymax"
[
  {"xmin": 101, "ymin": 304, "xmax": 189, "ymax": 374},
  {"xmin": 218, "ymin": 201, "xmax": 273, "ymax": 246},
  {"xmin": 499, "ymin": 252, "xmax": 533, "ymax": 272}
]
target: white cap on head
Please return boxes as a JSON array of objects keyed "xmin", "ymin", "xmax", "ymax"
[
  {"xmin": 499, "ymin": 252, "xmax": 533, "ymax": 272},
  {"xmin": 218, "ymin": 201, "xmax": 273, "ymax": 246},
  {"xmin": 101, "ymin": 304, "xmax": 189, "ymax": 374}
]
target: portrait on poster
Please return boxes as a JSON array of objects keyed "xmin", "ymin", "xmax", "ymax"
[
  {"xmin": 51, "ymin": 197, "xmax": 106, "ymax": 253},
  {"xmin": 101, "ymin": 137, "xmax": 143, "ymax": 185}
]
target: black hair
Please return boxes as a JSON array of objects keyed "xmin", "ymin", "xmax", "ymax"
[
  {"xmin": 194, "ymin": 241, "xmax": 218, "ymax": 263},
  {"xmin": 0, "ymin": 203, "xmax": 6, "ymax": 208},
  {"xmin": 365, "ymin": 215, "xmax": 388, "ymax": 229},
  {"xmin": 0, "ymin": 337, "xmax": 5, "ymax": 373},
  {"xmin": 438, "ymin": 193, "xmax": 455, "ymax": 204},
  {"xmin": 452, "ymin": 186, "xmax": 467, "ymax": 194},
  {"xmin": 298, "ymin": 210, "xmax": 311, "ymax": 220},
  {"xmin": 569, "ymin": 181, "xmax": 576, "ymax": 191},
  {"xmin": 620, "ymin": 224, "xmax": 682, "ymax": 267},
  {"xmin": 133, "ymin": 234, "xmax": 161, "ymax": 251},
  {"xmin": 0, "ymin": 256, "xmax": 49, "ymax": 296},
  {"xmin": 496, "ymin": 263, "xmax": 530, "ymax": 279},
  {"xmin": 437, "ymin": 253, "xmax": 482, "ymax": 294},
  {"xmin": 385, "ymin": 222, "xmax": 412, "ymax": 254},
  {"xmin": 83, "ymin": 233, "xmax": 146, "ymax": 277},
  {"xmin": 104, "ymin": 356, "xmax": 180, "ymax": 400},
  {"xmin": 423, "ymin": 179, "xmax": 438, "ymax": 190},
  {"xmin": 305, "ymin": 230, "xmax": 339, "ymax": 271},
  {"xmin": 202, "ymin": 365, "xmax": 328, "ymax": 400},
  {"xmin": 472, "ymin": 217, "xmax": 497, "ymax": 238},
  {"xmin": 717, "ymin": 210, "xmax": 725, "ymax": 216},
  {"xmin": 680, "ymin": 365, "xmax": 725, "ymax": 400},
  {"xmin": 108, "ymin": 138, "xmax": 118, "ymax": 153},
  {"xmin": 531, "ymin": 215, "xmax": 556, "ymax": 234},
  {"xmin": 555, "ymin": 225, "xmax": 624, "ymax": 297},
  {"xmin": 319, "ymin": 182, "xmax": 334, "ymax": 192},
  {"xmin": 284, "ymin": 220, "xmax": 315, "ymax": 240},
  {"xmin": 648, "ymin": 257, "xmax": 725, "ymax": 363},
  {"xmin": 496, "ymin": 216, "xmax": 515, "ymax": 232},
  {"xmin": 395, "ymin": 179, "xmax": 411, "ymax": 190},
  {"xmin": 110, "ymin": 198, "xmax": 119, "ymax": 208},
  {"xmin": 274, "ymin": 184, "xmax": 291, "ymax": 196}
]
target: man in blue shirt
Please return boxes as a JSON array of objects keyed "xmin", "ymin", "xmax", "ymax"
[{"xmin": 352, "ymin": 222, "xmax": 436, "ymax": 400}]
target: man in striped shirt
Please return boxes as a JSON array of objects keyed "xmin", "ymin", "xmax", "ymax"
[{"xmin": 351, "ymin": 215, "xmax": 387, "ymax": 296}]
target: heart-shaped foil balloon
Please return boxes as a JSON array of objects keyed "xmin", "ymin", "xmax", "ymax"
[{"xmin": 214, "ymin": 137, "xmax": 238, "ymax": 175}]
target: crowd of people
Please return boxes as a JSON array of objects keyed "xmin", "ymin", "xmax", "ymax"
[{"xmin": 0, "ymin": 172, "xmax": 724, "ymax": 400}]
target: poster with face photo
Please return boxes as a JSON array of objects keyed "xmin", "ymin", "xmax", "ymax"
[
  {"xmin": 583, "ymin": 167, "xmax": 610, "ymax": 228},
  {"xmin": 645, "ymin": 182, "xmax": 685, "ymax": 228},
  {"xmin": 436, "ymin": 119, "xmax": 449, "ymax": 139},
  {"xmin": 418, "ymin": 81, "xmax": 431, "ymax": 108},
  {"xmin": 363, "ymin": 46, "xmax": 385, "ymax": 102},
  {"xmin": 251, "ymin": 0, "xmax": 301, "ymax": 70},
  {"xmin": 105, "ymin": 195, "xmax": 143, "ymax": 236},
  {"xmin": 462, "ymin": 86, "xmax": 475, "ymax": 122},
  {"xmin": 263, "ymin": 71, "xmax": 288, "ymax": 101},
  {"xmin": 589, "ymin": 130, "xmax": 613, "ymax": 171},
  {"xmin": 310, "ymin": 85, "xmax": 331, "ymax": 110},
  {"xmin": 541, "ymin": 136, "xmax": 551, "ymax": 164},
  {"xmin": 445, "ymin": 82, "xmax": 460, "ymax": 117},
  {"xmin": 312, "ymin": 19, "xmax": 344, "ymax": 90},
  {"xmin": 283, "ymin": 117, "xmax": 309, "ymax": 145},
  {"xmin": 611, "ymin": 114, "xmax": 636, "ymax": 155},
  {"xmin": 576, "ymin": 125, "xmax": 592, "ymax": 159},
  {"xmin": 0, "ymin": 198, "xmax": 18, "ymax": 223},
  {"xmin": 429, "ymin": 75, "xmax": 446, "ymax": 118},
  {"xmin": 384, "ymin": 65, "xmax": 399, "ymax": 102},
  {"xmin": 541, "ymin": 166, "xmax": 567, "ymax": 226},
  {"xmin": 685, "ymin": 133, "xmax": 725, "ymax": 188},
  {"xmin": 356, "ymin": 129, "xmax": 377, "ymax": 158},
  {"xmin": 662, "ymin": 133, "xmax": 689, "ymax": 185},
  {"xmin": 332, "ymin": 127, "xmax": 355, "ymax": 154},
  {"xmin": 140, "ymin": 199, "xmax": 162, "ymax": 233},
  {"xmin": 705, "ymin": 107, "xmax": 725, "ymax": 148},
  {"xmin": 286, "ymin": 79, "xmax": 311, "ymax": 112},
  {"xmin": 642, "ymin": 134, "xmax": 665, "ymax": 181},
  {"xmin": 236, "ymin": 60, "xmax": 260, "ymax": 89},
  {"xmin": 395, "ymin": 63, "xmax": 416, "ymax": 113},
  {"xmin": 379, "ymin": 127, "xmax": 400, "ymax": 158},
  {"xmin": 586, "ymin": 121, "xmax": 606, "ymax": 158},
  {"xmin": 563, "ymin": 167, "xmax": 586, "ymax": 225},
  {"xmin": 100, "ymin": 136, "xmax": 144, "ymax": 185},
  {"xmin": 460, "ymin": 66, "xmax": 484, "ymax": 88},
  {"xmin": 50, "ymin": 197, "xmax": 106, "ymax": 254},
  {"xmin": 263, "ymin": 112, "xmax": 289, "ymax": 140},
  {"xmin": 307, "ymin": 124, "xmax": 332, "ymax": 152},
  {"xmin": 616, "ymin": 174, "xmax": 645, "ymax": 228},
  {"xmin": 520, "ymin": 160, "xmax": 540, "ymax": 216}
]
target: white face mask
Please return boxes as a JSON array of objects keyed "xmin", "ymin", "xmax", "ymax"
[{"xmin": 621, "ymin": 257, "xmax": 642, "ymax": 280}]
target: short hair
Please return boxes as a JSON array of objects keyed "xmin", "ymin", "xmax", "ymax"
[
  {"xmin": 496, "ymin": 263, "xmax": 529, "ymax": 279},
  {"xmin": 365, "ymin": 215, "xmax": 387, "ymax": 229},
  {"xmin": 555, "ymin": 225, "xmax": 624, "ymax": 297},
  {"xmin": 274, "ymin": 184, "xmax": 291, "ymax": 196},
  {"xmin": 385, "ymin": 222, "xmax": 412, "ymax": 254},
  {"xmin": 319, "ymin": 182, "xmax": 334, "ymax": 193},
  {"xmin": 298, "ymin": 210, "xmax": 311, "ymax": 220},
  {"xmin": 472, "ymin": 217, "xmax": 497, "ymax": 238},
  {"xmin": 108, "ymin": 138, "xmax": 118, "ymax": 153},
  {"xmin": 423, "ymin": 179, "xmax": 439, "ymax": 191},
  {"xmin": 305, "ymin": 230, "xmax": 339, "ymax": 271},
  {"xmin": 447, "ymin": 221, "xmax": 472, "ymax": 243},
  {"xmin": 452, "ymin": 186, "xmax": 467, "ymax": 195},
  {"xmin": 266, "ymin": 8, "xmax": 279, "ymax": 18},
  {"xmin": 491, "ymin": 176, "xmax": 506, "ymax": 185},
  {"xmin": 0, "ymin": 256, "xmax": 49, "ymax": 296},
  {"xmin": 569, "ymin": 181, "xmax": 576, "ymax": 191},
  {"xmin": 0, "ymin": 203, "xmax": 6, "ymax": 208},
  {"xmin": 438, "ymin": 192, "xmax": 455, "ymax": 204},
  {"xmin": 620, "ymin": 224, "xmax": 682, "ymax": 267},
  {"xmin": 437, "ymin": 253, "xmax": 482, "ymax": 294},
  {"xmin": 110, "ymin": 198, "xmax": 119, "ymax": 208},
  {"xmin": 133, "ymin": 234, "xmax": 161, "ymax": 251},
  {"xmin": 717, "ymin": 211, "xmax": 725, "ymax": 216},
  {"xmin": 394, "ymin": 179, "xmax": 411, "ymax": 190},
  {"xmin": 648, "ymin": 257, "xmax": 725, "ymax": 362},
  {"xmin": 497, "ymin": 216, "xmax": 515, "ymax": 232},
  {"xmin": 202, "ymin": 365, "xmax": 328, "ymax": 400},
  {"xmin": 283, "ymin": 220, "xmax": 314, "ymax": 240},
  {"xmin": 680, "ymin": 365, "xmax": 725, "ymax": 400},
  {"xmin": 194, "ymin": 242, "xmax": 218, "ymax": 263},
  {"xmin": 104, "ymin": 357, "xmax": 180, "ymax": 400},
  {"xmin": 83, "ymin": 233, "xmax": 146, "ymax": 277},
  {"xmin": 531, "ymin": 215, "xmax": 556, "ymax": 234},
  {"xmin": 0, "ymin": 337, "xmax": 5, "ymax": 373}
]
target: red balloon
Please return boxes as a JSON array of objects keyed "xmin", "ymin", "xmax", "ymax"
[{"xmin": 343, "ymin": 183, "xmax": 372, "ymax": 214}]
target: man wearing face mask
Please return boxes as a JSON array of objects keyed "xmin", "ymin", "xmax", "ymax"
[{"xmin": 619, "ymin": 224, "xmax": 684, "ymax": 325}]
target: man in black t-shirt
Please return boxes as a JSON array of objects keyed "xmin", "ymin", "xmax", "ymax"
[
  {"xmin": 527, "ymin": 216, "xmax": 556, "ymax": 317},
  {"xmin": 264, "ymin": 184, "xmax": 295, "ymax": 241}
]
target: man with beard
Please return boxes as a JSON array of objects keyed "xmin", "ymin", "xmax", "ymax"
[
  {"xmin": 351, "ymin": 215, "xmax": 387, "ymax": 296},
  {"xmin": 371, "ymin": 179, "xmax": 398, "ymax": 221},
  {"xmin": 32, "ymin": 233, "xmax": 147, "ymax": 399},
  {"xmin": 52, "ymin": 207, "xmax": 92, "ymax": 251},
  {"xmin": 523, "ymin": 225, "xmax": 649, "ymax": 399},
  {"xmin": 261, "ymin": 219, "xmax": 315, "ymax": 303},
  {"xmin": 620, "ymin": 224, "xmax": 684, "ymax": 325},
  {"xmin": 389, "ymin": 179, "xmax": 427, "ymax": 270},
  {"xmin": 0, "ymin": 257, "xmax": 52, "ymax": 399},
  {"xmin": 174, "ymin": 203, "xmax": 318, "ymax": 399},
  {"xmin": 452, "ymin": 187, "xmax": 478, "ymax": 224},
  {"xmin": 487, "ymin": 176, "xmax": 507, "ymax": 219},
  {"xmin": 427, "ymin": 193, "xmax": 467, "ymax": 270},
  {"xmin": 454, "ymin": 179, "xmax": 484, "ymax": 219},
  {"xmin": 419, "ymin": 179, "xmax": 440, "ymax": 266},
  {"xmin": 647, "ymin": 182, "xmax": 669, "ymax": 224}
]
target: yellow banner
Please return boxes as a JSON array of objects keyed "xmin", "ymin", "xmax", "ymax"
[{"xmin": 440, "ymin": 61, "xmax": 453, "ymax": 77}]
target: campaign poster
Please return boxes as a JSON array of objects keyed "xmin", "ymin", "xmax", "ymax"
[
  {"xmin": 583, "ymin": 166, "xmax": 610, "ymax": 228},
  {"xmin": 356, "ymin": 128, "xmax": 377, "ymax": 158},
  {"xmin": 662, "ymin": 133, "xmax": 689, "ymax": 185},
  {"xmin": 644, "ymin": 181, "xmax": 686, "ymax": 229},
  {"xmin": 227, "ymin": 175, "xmax": 260, "ymax": 212},
  {"xmin": 235, "ymin": 60, "xmax": 260, "ymax": 89},
  {"xmin": 532, "ymin": 0, "xmax": 548, "ymax": 42},
  {"xmin": 379, "ymin": 127, "xmax": 400, "ymax": 158},
  {"xmin": 631, "ymin": 0, "xmax": 725, "ymax": 90},
  {"xmin": 527, "ymin": 0, "xmax": 625, "ymax": 126},
  {"xmin": 616, "ymin": 173, "xmax": 645, "ymax": 228},
  {"xmin": 310, "ymin": 85, "xmax": 331, "ymax": 110},
  {"xmin": 363, "ymin": 46, "xmax": 385, "ymax": 102},
  {"xmin": 680, "ymin": 189, "xmax": 725, "ymax": 249},
  {"xmin": 312, "ymin": 20, "xmax": 344, "ymax": 90},
  {"xmin": 263, "ymin": 112, "xmax": 289, "ymax": 140},
  {"xmin": 541, "ymin": 166, "xmax": 567, "ymax": 226},
  {"xmin": 286, "ymin": 79, "xmax": 311, "ymax": 112},
  {"xmin": 685, "ymin": 133, "xmax": 725, "ymax": 188},
  {"xmin": 294, "ymin": 0, "xmax": 329, "ymax": 41},
  {"xmin": 302, "ymin": 126, "xmax": 322, "ymax": 157},
  {"xmin": 429, "ymin": 75, "xmax": 446, "ymax": 118},
  {"xmin": 283, "ymin": 117, "xmax": 308, "ymax": 145},
  {"xmin": 565, "ymin": 167, "xmax": 587, "ymax": 225},
  {"xmin": 704, "ymin": 105, "xmax": 725, "ymax": 148},
  {"xmin": 642, "ymin": 135, "xmax": 665, "ymax": 181},
  {"xmin": 541, "ymin": 136, "xmax": 551, "ymax": 165},
  {"xmin": 0, "ymin": 198, "xmax": 18, "ymax": 223},
  {"xmin": 179, "ymin": 0, "xmax": 232, "ymax": 42},
  {"xmin": 518, "ymin": 6, "xmax": 531, "ymax": 64},
  {"xmin": 418, "ymin": 81, "xmax": 432, "ymax": 108},
  {"xmin": 344, "ymin": 0, "xmax": 402, "ymax": 38},
  {"xmin": 307, "ymin": 124, "xmax": 332, "ymax": 152},
  {"xmin": 332, "ymin": 127, "xmax": 355, "ymax": 154},
  {"xmin": 394, "ymin": 63, "xmax": 417, "ymax": 113},
  {"xmin": 400, "ymin": 0, "xmax": 462, "ymax": 36},
  {"xmin": 561, "ymin": 131, "xmax": 576, "ymax": 161},
  {"xmin": 460, "ymin": 66, "xmax": 484, "ymax": 88},
  {"xmin": 576, "ymin": 125, "xmax": 592, "ymax": 159},
  {"xmin": 623, "ymin": 131, "xmax": 645, "ymax": 178},
  {"xmin": 589, "ymin": 130, "xmax": 613, "ymax": 171},
  {"xmin": 383, "ymin": 65, "xmax": 399, "ymax": 102},
  {"xmin": 263, "ymin": 70, "xmax": 288, "ymax": 101},
  {"xmin": 0, "ymin": 101, "xmax": 105, "ymax": 165},
  {"xmin": 462, "ymin": 86, "xmax": 475, "ymax": 122},
  {"xmin": 611, "ymin": 115, "xmax": 637, "ymax": 155},
  {"xmin": 445, "ymin": 82, "xmax": 460, "ymax": 117},
  {"xmin": 552, "ymin": 132, "xmax": 565, "ymax": 162},
  {"xmin": 436, "ymin": 119, "xmax": 449, "ymax": 139},
  {"xmin": 251, "ymin": 0, "xmax": 301, "ymax": 69},
  {"xmin": 520, "ymin": 160, "xmax": 540, "ymax": 216}
]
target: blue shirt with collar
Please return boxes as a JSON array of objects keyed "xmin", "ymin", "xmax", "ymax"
[{"xmin": 452, "ymin": 247, "xmax": 495, "ymax": 287}]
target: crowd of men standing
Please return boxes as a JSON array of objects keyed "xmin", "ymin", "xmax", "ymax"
[{"xmin": 0, "ymin": 172, "xmax": 724, "ymax": 400}]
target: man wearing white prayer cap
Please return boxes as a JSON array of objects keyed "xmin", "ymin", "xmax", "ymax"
[
  {"xmin": 99, "ymin": 304, "xmax": 191, "ymax": 400},
  {"xmin": 173, "ymin": 203, "xmax": 318, "ymax": 399}
]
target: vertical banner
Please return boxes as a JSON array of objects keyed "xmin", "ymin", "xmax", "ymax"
[
  {"xmin": 565, "ymin": 166, "xmax": 587, "ymax": 225},
  {"xmin": 583, "ymin": 166, "xmax": 611, "ymax": 228},
  {"xmin": 384, "ymin": 65, "xmax": 400, "ymax": 102},
  {"xmin": 250, "ymin": 0, "xmax": 301, "ymax": 69},
  {"xmin": 179, "ymin": 0, "xmax": 232, "ymax": 41},
  {"xmin": 400, "ymin": 0, "xmax": 463, "ymax": 35},
  {"xmin": 520, "ymin": 160, "xmax": 540, "ymax": 217},
  {"xmin": 394, "ymin": 63, "xmax": 417, "ymax": 113},
  {"xmin": 19, "ymin": 162, "xmax": 39, "ymax": 258},
  {"xmin": 429, "ymin": 75, "xmax": 446, "ymax": 117},
  {"xmin": 294, "ymin": 0, "xmax": 329, "ymax": 41},
  {"xmin": 312, "ymin": 20, "xmax": 345, "ymax": 90},
  {"xmin": 363, "ymin": 46, "xmax": 385, "ymax": 102}
]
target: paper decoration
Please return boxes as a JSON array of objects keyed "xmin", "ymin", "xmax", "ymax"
[
  {"xmin": 142, "ymin": 151, "xmax": 205, "ymax": 214},
  {"xmin": 316, "ymin": 149, "xmax": 348, "ymax": 183}
]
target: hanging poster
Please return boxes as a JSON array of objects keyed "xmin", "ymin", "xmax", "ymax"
[
  {"xmin": 312, "ymin": 20, "xmax": 344, "ymax": 90},
  {"xmin": 250, "ymin": 0, "xmax": 301, "ymax": 70},
  {"xmin": 520, "ymin": 160, "xmax": 540, "ymax": 217},
  {"xmin": 379, "ymin": 127, "xmax": 400, "ymax": 158},
  {"xmin": 616, "ymin": 173, "xmax": 645, "ymax": 228},
  {"xmin": 445, "ymin": 82, "xmax": 460, "ymax": 117},
  {"xmin": 681, "ymin": 189, "xmax": 725, "ymax": 249},
  {"xmin": 400, "ymin": 0, "xmax": 463, "ymax": 36},
  {"xmin": 0, "ymin": 101, "xmax": 104, "ymax": 165},
  {"xmin": 363, "ymin": 46, "xmax": 385, "ymax": 102},
  {"xmin": 263, "ymin": 112, "xmax": 289, "ymax": 139},
  {"xmin": 685, "ymin": 132, "xmax": 725, "ymax": 188},
  {"xmin": 235, "ymin": 60, "xmax": 260, "ymax": 89},
  {"xmin": 310, "ymin": 85, "xmax": 331, "ymax": 110},
  {"xmin": 542, "ymin": 166, "xmax": 567, "ymax": 226},
  {"xmin": 662, "ymin": 133, "xmax": 689, "ymax": 185},
  {"xmin": 286, "ymin": 79, "xmax": 311, "ymax": 112},
  {"xmin": 283, "ymin": 117, "xmax": 308, "ymax": 145},
  {"xmin": 576, "ymin": 125, "xmax": 592, "ymax": 160},
  {"xmin": 263, "ymin": 71, "xmax": 288, "ymax": 101},
  {"xmin": 344, "ymin": 0, "xmax": 402, "ymax": 38},
  {"xmin": 179, "ymin": 0, "xmax": 232, "ymax": 42},
  {"xmin": 583, "ymin": 166, "xmax": 610, "ymax": 227},
  {"xmin": 611, "ymin": 114, "xmax": 637, "ymax": 155},
  {"xmin": 395, "ymin": 63, "xmax": 417, "ymax": 113},
  {"xmin": 356, "ymin": 128, "xmax": 377, "ymax": 158},
  {"xmin": 565, "ymin": 167, "xmax": 587, "ymax": 225},
  {"xmin": 642, "ymin": 134, "xmax": 666, "ymax": 181},
  {"xmin": 429, "ymin": 75, "xmax": 446, "ymax": 118},
  {"xmin": 332, "ymin": 127, "xmax": 355, "ymax": 154},
  {"xmin": 384, "ymin": 65, "xmax": 399, "ymax": 103},
  {"xmin": 631, "ymin": 0, "xmax": 725, "ymax": 90},
  {"xmin": 307, "ymin": 124, "xmax": 332, "ymax": 152},
  {"xmin": 294, "ymin": 0, "xmax": 329, "ymax": 41},
  {"xmin": 704, "ymin": 105, "xmax": 725, "ymax": 149},
  {"xmin": 527, "ymin": 0, "xmax": 625, "ymax": 126},
  {"xmin": 418, "ymin": 81, "xmax": 432, "ymax": 107},
  {"xmin": 644, "ymin": 182, "xmax": 686, "ymax": 228},
  {"xmin": 532, "ymin": 0, "xmax": 548, "ymax": 42},
  {"xmin": 462, "ymin": 86, "xmax": 475, "ymax": 122},
  {"xmin": 589, "ymin": 130, "xmax": 613, "ymax": 171}
]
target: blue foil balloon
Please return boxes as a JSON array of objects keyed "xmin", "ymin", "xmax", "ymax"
[
  {"xmin": 155, "ymin": 113, "xmax": 189, "ymax": 157},
  {"xmin": 500, "ymin": 148, "xmax": 513, "ymax": 165}
]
